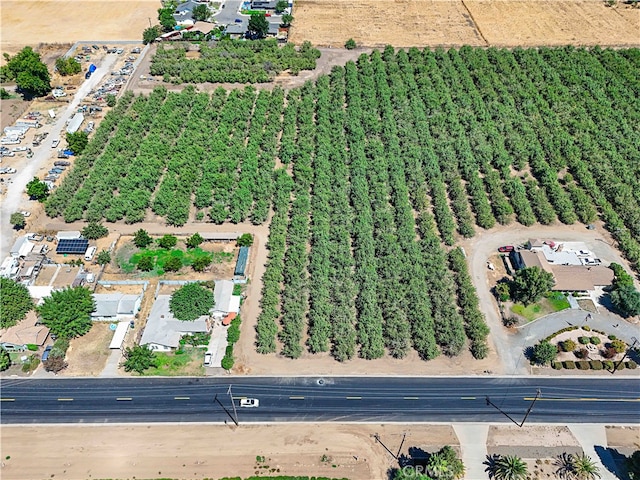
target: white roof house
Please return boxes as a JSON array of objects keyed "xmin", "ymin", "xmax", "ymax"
[
  {"xmin": 10, "ymin": 236, "xmax": 34, "ymax": 258},
  {"xmin": 92, "ymin": 292, "xmax": 143, "ymax": 321},
  {"xmin": 56, "ymin": 231, "xmax": 82, "ymax": 241},
  {"xmin": 213, "ymin": 280, "xmax": 241, "ymax": 317},
  {"xmin": 140, "ymin": 295, "xmax": 210, "ymax": 351}
]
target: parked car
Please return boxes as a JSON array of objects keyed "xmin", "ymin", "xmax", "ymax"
[
  {"xmin": 54, "ymin": 160, "xmax": 70, "ymax": 166},
  {"xmin": 235, "ymin": 18, "xmax": 242, "ymax": 22},
  {"xmin": 51, "ymin": 139, "xmax": 60, "ymax": 148},
  {"xmin": 18, "ymin": 210, "xmax": 31, "ymax": 217},
  {"xmin": 12, "ymin": 146, "xmax": 28, "ymax": 152},
  {"xmin": 240, "ymin": 398, "xmax": 259, "ymax": 408},
  {"xmin": 203, "ymin": 352, "xmax": 212, "ymax": 366},
  {"xmin": 498, "ymin": 245, "xmax": 515, "ymax": 253},
  {"xmin": 41, "ymin": 345, "xmax": 52, "ymax": 362}
]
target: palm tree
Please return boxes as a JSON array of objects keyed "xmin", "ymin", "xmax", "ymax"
[
  {"xmin": 493, "ymin": 455, "xmax": 529, "ymax": 480},
  {"xmin": 570, "ymin": 453, "xmax": 601, "ymax": 480}
]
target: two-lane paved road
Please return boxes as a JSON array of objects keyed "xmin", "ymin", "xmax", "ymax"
[{"xmin": 1, "ymin": 377, "xmax": 638, "ymax": 424}]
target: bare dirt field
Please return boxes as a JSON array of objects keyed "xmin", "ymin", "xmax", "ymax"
[
  {"xmin": 0, "ymin": 1, "xmax": 158, "ymax": 56},
  {"xmin": 606, "ymin": 425, "xmax": 640, "ymax": 452},
  {"xmin": 61, "ymin": 322, "xmax": 113, "ymax": 376},
  {"xmin": 289, "ymin": 0, "xmax": 640, "ymax": 48},
  {"xmin": 0, "ymin": 423, "xmax": 458, "ymax": 480}
]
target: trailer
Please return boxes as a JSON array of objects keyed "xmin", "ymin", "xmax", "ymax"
[
  {"xmin": 0, "ymin": 137, "xmax": 21, "ymax": 145},
  {"xmin": 66, "ymin": 113, "xmax": 84, "ymax": 134},
  {"xmin": 16, "ymin": 119, "xmax": 41, "ymax": 128},
  {"xmin": 4, "ymin": 126, "xmax": 28, "ymax": 136}
]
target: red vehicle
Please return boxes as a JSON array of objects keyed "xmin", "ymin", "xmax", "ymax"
[{"xmin": 498, "ymin": 245, "xmax": 514, "ymax": 253}]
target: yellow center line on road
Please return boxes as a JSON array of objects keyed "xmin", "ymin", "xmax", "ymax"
[
  {"xmin": 289, "ymin": 396, "xmax": 305, "ymax": 400},
  {"xmin": 58, "ymin": 398, "xmax": 74, "ymax": 402},
  {"xmin": 346, "ymin": 396, "xmax": 362, "ymax": 400},
  {"xmin": 0, "ymin": 398, "xmax": 15, "ymax": 402},
  {"xmin": 461, "ymin": 397, "xmax": 477, "ymax": 400},
  {"xmin": 174, "ymin": 396, "xmax": 190, "ymax": 400},
  {"xmin": 116, "ymin": 397, "xmax": 133, "ymax": 401},
  {"xmin": 524, "ymin": 397, "xmax": 640, "ymax": 402},
  {"xmin": 404, "ymin": 397, "xmax": 419, "ymax": 400}
]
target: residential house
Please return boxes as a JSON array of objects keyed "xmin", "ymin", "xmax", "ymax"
[
  {"xmin": 140, "ymin": 295, "xmax": 210, "ymax": 351},
  {"xmin": 10, "ymin": 236, "xmax": 33, "ymax": 258},
  {"xmin": 213, "ymin": 280, "xmax": 241, "ymax": 318},
  {"xmin": 92, "ymin": 291, "xmax": 143, "ymax": 321},
  {"xmin": 0, "ymin": 311, "xmax": 49, "ymax": 352}
]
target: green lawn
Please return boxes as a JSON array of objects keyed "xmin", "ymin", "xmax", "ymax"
[
  {"xmin": 511, "ymin": 292, "xmax": 570, "ymax": 321},
  {"xmin": 143, "ymin": 347, "xmax": 206, "ymax": 376},
  {"xmin": 118, "ymin": 246, "xmax": 232, "ymax": 275}
]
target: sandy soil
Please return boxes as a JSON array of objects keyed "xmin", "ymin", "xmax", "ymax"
[
  {"xmin": 0, "ymin": 1, "xmax": 158, "ymax": 56},
  {"xmin": 290, "ymin": 0, "xmax": 485, "ymax": 48},
  {"xmin": 464, "ymin": 0, "xmax": 640, "ymax": 47},
  {"xmin": 289, "ymin": 0, "xmax": 640, "ymax": 48},
  {"xmin": 62, "ymin": 322, "xmax": 113, "ymax": 376},
  {"xmin": 606, "ymin": 425, "xmax": 640, "ymax": 451},
  {"xmin": 0, "ymin": 423, "xmax": 458, "ymax": 480},
  {"xmin": 488, "ymin": 425, "xmax": 582, "ymax": 458}
]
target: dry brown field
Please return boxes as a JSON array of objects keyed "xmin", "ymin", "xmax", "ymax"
[
  {"xmin": 289, "ymin": 0, "xmax": 640, "ymax": 48},
  {"xmin": 0, "ymin": 0, "xmax": 159, "ymax": 56}
]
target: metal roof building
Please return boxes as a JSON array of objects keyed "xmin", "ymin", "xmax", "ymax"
[
  {"xmin": 66, "ymin": 113, "xmax": 84, "ymax": 134},
  {"xmin": 234, "ymin": 246, "xmax": 249, "ymax": 276}
]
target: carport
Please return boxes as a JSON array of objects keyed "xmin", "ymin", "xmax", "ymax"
[{"xmin": 108, "ymin": 321, "xmax": 130, "ymax": 349}]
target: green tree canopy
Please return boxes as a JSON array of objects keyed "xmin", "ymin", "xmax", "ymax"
[
  {"xmin": 192, "ymin": 255, "xmax": 212, "ymax": 272},
  {"xmin": 531, "ymin": 340, "xmax": 557, "ymax": 366},
  {"xmin": 55, "ymin": 56, "xmax": 81, "ymax": 76},
  {"xmin": 345, "ymin": 38, "xmax": 357, "ymax": 50},
  {"xmin": 492, "ymin": 455, "xmax": 529, "ymax": 480},
  {"xmin": 627, "ymin": 450, "xmax": 640, "ymax": 480},
  {"xmin": 186, "ymin": 232, "xmax": 204, "ymax": 249},
  {"xmin": 569, "ymin": 453, "xmax": 601, "ymax": 480},
  {"xmin": 143, "ymin": 25, "xmax": 162, "ymax": 44},
  {"xmin": 0, "ymin": 47, "xmax": 51, "ymax": 97},
  {"xmin": 280, "ymin": 13, "xmax": 293, "ymax": 26},
  {"xmin": 137, "ymin": 256, "xmax": 154, "ymax": 271},
  {"xmin": 248, "ymin": 13, "xmax": 269, "ymax": 39},
  {"xmin": 510, "ymin": 267, "xmax": 555, "ymax": 306},
  {"xmin": 10, "ymin": 212, "xmax": 26, "ymax": 229},
  {"xmin": 38, "ymin": 286, "xmax": 95, "ymax": 338},
  {"xmin": 157, "ymin": 234, "xmax": 177, "ymax": 249},
  {"xmin": 81, "ymin": 222, "xmax": 108, "ymax": 239},
  {"xmin": 426, "ymin": 445, "xmax": 465, "ymax": 480},
  {"xmin": 610, "ymin": 285, "xmax": 640, "ymax": 318},
  {"xmin": 26, "ymin": 177, "xmax": 49, "ymax": 201},
  {"xmin": 275, "ymin": 0, "xmax": 288, "ymax": 13},
  {"xmin": 106, "ymin": 93, "xmax": 117, "ymax": 107},
  {"xmin": 66, "ymin": 131, "xmax": 89, "ymax": 155},
  {"xmin": 169, "ymin": 283, "xmax": 213, "ymax": 321},
  {"xmin": 609, "ymin": 263, "xmax": 634, "ymax": 289},
  {"xmin": 158, "ymin": 7, "xmax": 177, "ymax": 32},
  {"xmin": 0, "ymin": 277, "xmax": 34, "ymax": 329},
  {"xmin": 0, "ymin": 348, "xmax": 11, "ymax": 371},
  {"xmin": 123, "ymin": 345, "xmax": 157, "ymax": 373},
  {"xmin": 237, "ymin": 233, "xmax": 254, "ymax": 247},
  {"xmin": 96, "ymin": 250, "xmax": 111, "ymax": 265},
  {"xmin": 133, "ymin": 229, "xmax": 153, "ymax": 248},
  {"xmin": 192, "ymin": 4, "xmax": 211, "ymax": 21}
]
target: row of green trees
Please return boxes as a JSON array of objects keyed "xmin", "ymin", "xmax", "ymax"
[{"xmin": 150, "ymin": 40, "xmax": 320, "ymax": 84}]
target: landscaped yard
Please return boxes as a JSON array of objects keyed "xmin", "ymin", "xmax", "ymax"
[
  {"xmin": 117, "ymin": 243, "xmax": 233, "ymax": 275},
  {"xmin": 143, "ymin": 347, "xmax": 205, "ymax": 376},
  {"xmin": 511, "ymin": 292, "xmax": 570, "ymax": 321}
]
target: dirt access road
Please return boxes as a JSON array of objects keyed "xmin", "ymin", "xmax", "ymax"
[
  {"xmin": 0, "ymin": 54, "xmax": 119, "ymax": 259},
  {"xmin": 290, "ymin": 0, "xmax": 640, "ymax": 48}
]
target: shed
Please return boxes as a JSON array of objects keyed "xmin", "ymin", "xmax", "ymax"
[
  {"xmin": 109, "ymin": 321, "xmax": 130, "ymax": 349},
  {"xmin": 234, "ymin": 246, "xmax": 249, "ymax": 276},
  {"xmin": 56, "ymin": 231, "xmax": 82, "ymax": 241},
  {"xmin": 10, "ymin": 236, "xmax": 34, "ymax": 258},
  {"xmin": 213, "ymin": 280, "xmax": 241, "ymax": 316}
]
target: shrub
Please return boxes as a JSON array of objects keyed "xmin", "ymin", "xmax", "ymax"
[
  {"xmin": 582, "ymin": 325, "xmax": 591, "ymax": 332},
  {"xmin": 470, "ymin": 340, "xmax": 489, "ymax": 359},
  {"xmin": 602, "ymin": 346, "xmax": 617, "ymax": 359},
  {"xmin": 221, "ymin": 355, "xmax": 234, "ymax": 370},
  {"xmin": 616, "ymin": 361, "xmax": 626, "ymax": 370},
  {"xmin": 626, "ymin": 360, "xmax": 638, "ymax": 370},
  {"xmin": 345, "ymin": 38, "xmax": 357, "ymax": 50},
  {"xmin": 503, "ymin": 316, "xmax": 518, "ymax": 328},
  {"xmin": 603, "ymin": 360, "xmax": 614, "ymax": 370},
  {"xmin": 590, "ymin": 336, "xmax": 601, "ymax": 345},
  {"xmin": 577, "ymin": 360, "xmax": 590, "ymax": 370},
  {"xmin": 531, "ymin": 340, "xmax": 557, "ymax": 365},
  {"xmin": 26, "ymin": 344, "xmax": 38, "ymax": 351},
  {"xmin": 157, "ymin": 234, "xmax": 177, "ymax": 249},
  {"xmin": 578, "ymin": 336, "xmax": 590, "ymax": 345},
  {"xmin": 575, "ymin": 348, "xmax": 589, "ymax": 359},
  {"xmin": 611, "ymin": 339, "xmax": 627, "ymax": 353},
  {"xmin": 552, "ymin": 361, "xmax": 562, "ymax": 370},
  {"xmin": 163, "ymin": 256, "xmax": 182, "ymax": 272},
  {"xmin": 561, "ymin": 339, "xmax": 577, "ymax": 352},
  {"xmin": 608, "ymin": 334, "xmax": 617, "ymax": 340},
  {"xmin": 563, "ymin": 361, "xmax": 576, "ymax": 369},
  {"xmin": 590, "ymin": 360, "xmax": 603, "ymax": 370}
]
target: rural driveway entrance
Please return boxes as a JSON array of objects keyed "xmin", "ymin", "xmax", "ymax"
[{"xmin": 0, "ymin": 53, "xmax": 119, "ymax": 258}]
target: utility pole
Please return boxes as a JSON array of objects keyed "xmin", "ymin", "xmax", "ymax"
[
  {"xmin": 486, "ymin": 389, "xmax": 541, "ymax": 427},
  {"xmin": 227, "ymin": 384, "xmax": 238, "ymax": 425}
]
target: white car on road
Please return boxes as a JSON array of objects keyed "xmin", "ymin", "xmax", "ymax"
[
  {"xmin": 240, "ymin": 398, "xmax": 259, "ymax": 408},
  {"xmin": 51, "ymin": 139, "xmax": 60, "ymax": 148}
]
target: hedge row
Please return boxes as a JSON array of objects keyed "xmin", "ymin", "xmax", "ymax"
[{"xmin": 552, "ymin": 360, "xmax": 637, "ymax": 371}]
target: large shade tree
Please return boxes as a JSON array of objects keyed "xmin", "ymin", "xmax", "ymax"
[
  {"xmin": 510, "ymin": 267, "xmax": 555, "ymax": 306},
  {"xmin": 169, "ymin": 283, "xmax": 213, "ymax": 321},
  {"xmin": 0, "ymin": 278, "xmax": 34, "ymax": 328},
  {"xmin": 0, "ymin": 47, "xmax": 51, "ymax": 97},
  {"xmin": 38, "ymin": 287, "xmax": 95, "ymax": 338}
]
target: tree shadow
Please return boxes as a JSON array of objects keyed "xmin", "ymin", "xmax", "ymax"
[
  {"xmin": 392, "ymin": 447, "xmax": 431, "ymax": 480},
  {"xmin": 523, "ymin": 345, "xmax": 535, "ymax": 362},
  {"xmin": 553, "ymin": 451, "xmax": 574, "ymax": 479},
  {"xmin": 594, "ymin": 445, "xmax": 627, "ymax": 479}
]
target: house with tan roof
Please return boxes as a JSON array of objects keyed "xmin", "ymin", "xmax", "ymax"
[{"xmin": 0, "ymin": 311, "xmax": 50, "ymax": 352}]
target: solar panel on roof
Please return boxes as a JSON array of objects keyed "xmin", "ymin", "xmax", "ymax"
[{"xmin": 56, "ymin": 238, "xmax": 89, "ymax": 254}]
